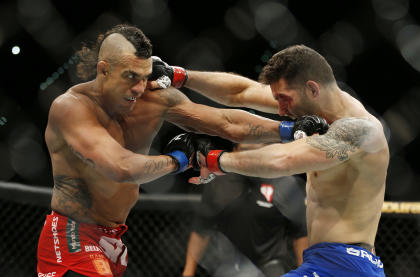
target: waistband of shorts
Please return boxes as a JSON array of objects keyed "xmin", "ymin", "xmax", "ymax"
[
  {"xmin": 50, "ymin": 210, "xmax": 128, "ymax": 238},
  {"xmin": 306, "ymin": 242, "xmax": 377, "ymax": 257}
]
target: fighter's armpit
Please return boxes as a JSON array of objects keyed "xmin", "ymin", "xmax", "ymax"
[
  {"xmin": 53, "ymin": 175, "xmax": 92, "ymax": 218},
  {"xmin": 305, "ymin": 118, "xmax": 380, "ymax": 161}
]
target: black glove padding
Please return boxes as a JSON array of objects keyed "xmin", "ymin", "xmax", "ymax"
[
  {"xmin": 293, "ymin": 115, "xmax": 329, "ymax": 139},
  {"xmin": 150, "ymin": 56, "xmax": 187, "ymax": 88},
  {"xmin": 192, "ymin": 134, "xmax": 235, "ymax": 171},
  {"xmin": 163, "ymin": 133, "xmax": 196, "ymax": 173}
]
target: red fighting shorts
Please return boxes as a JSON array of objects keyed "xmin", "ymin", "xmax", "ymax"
[{"xmin": 37, "ymin": 211, "xmax": 128, "ymax": 277}]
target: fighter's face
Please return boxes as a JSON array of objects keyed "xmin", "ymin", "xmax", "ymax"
[
  {"xmin": 103, "ymin": 55, "xmax": 152, "ymax": 114},
  {"xmin": 270, "ymin": 78, "xmax": 314, "ymax": 118}
]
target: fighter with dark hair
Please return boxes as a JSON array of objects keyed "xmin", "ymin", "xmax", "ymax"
[{"xmin": 37, "ymin": 25, "xmax": 328, "ymax": 277}]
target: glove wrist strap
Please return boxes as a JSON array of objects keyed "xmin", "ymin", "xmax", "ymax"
[
  {"xmin": 279, "ymin": 121, "xmax": 295, "ymax": 142},
  {"xmin": 172, "ymin": 67, "xmax": 188, "ymax": 88},
  {"xmin": 166, "ymin": 150, "xmax": 188, "ymax": 174},
  {"xmin": 206, "ymin": 150, "xmax": 226, "ymax": 175}
]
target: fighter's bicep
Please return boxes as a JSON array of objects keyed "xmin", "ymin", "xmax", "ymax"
[{"xmin": 50, "ymin": 98, "xmax": 128, "ymax": 167}]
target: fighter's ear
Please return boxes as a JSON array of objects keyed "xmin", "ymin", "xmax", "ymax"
[
  {"xmin": 97, "ymin": 60, "xmax": 109, "ymax": 77},
  {"xmin": 306, "ymin": 80, "xmax": 320, "ymax": 98}
]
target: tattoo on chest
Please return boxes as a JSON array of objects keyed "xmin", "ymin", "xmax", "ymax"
[
  {"xmin": 53, "ymin": 175, "xmax": 92, "ymax": 218},
  {"xmin": 305, "ymin": 118, "xmax": 371, "ymax": 161}
]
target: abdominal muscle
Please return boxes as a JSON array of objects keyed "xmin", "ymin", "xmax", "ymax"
[{"xmin": 305, "ymin": 167, "xmax": 385, "ymax": 247}]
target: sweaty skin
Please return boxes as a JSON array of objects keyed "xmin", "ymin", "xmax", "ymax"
[
  {"xmin": 183, "ymin": 70, "xmax": 389, "ymax": 248},
  {"xmin": 46, "ymin": 35, "xmax": 282, "ymax": 227}
]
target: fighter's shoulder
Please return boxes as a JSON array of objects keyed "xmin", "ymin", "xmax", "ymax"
[
  {"xmin": 143, "ymin": 87, "xmax": 189, "ymax": 108},
  {"xmin": 324, "ymin": 117, "xmax": 386, "ymax": 152},
  {"xmin": 49, "ymin": 89, "xmax": 96, "ymax": 124}
]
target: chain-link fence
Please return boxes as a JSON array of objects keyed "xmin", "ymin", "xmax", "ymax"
[{"xmin": 0, "ymin": 182, "xmax": 419, "ymax": 277}]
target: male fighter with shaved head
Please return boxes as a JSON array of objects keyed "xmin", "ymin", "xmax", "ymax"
[
  {"xmin": 36, "ymin": 25, "xmax": 327, "ymax": 277},
  {"xmin": 160, "ymin": 45, "xmax": 389, "ymax": 276}
]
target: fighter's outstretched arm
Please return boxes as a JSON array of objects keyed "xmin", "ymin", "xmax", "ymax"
[
  {"xmin": 185, "ymin": 71, "xmax": 278, "ymax": 114},
  {"xmin": 218, "ymin": 118, "xmax": 387, "ymax": 177},
  {"xmin": 149, "ymin": 56, "xmax": 278, "ymax": 113},
  {"xmin": 50, "ymin": 95, "xmax": 187, "ymax": 184},
  {"xmin": 160, "ymin": 87, "xmax": 282, "ymax": 144}
]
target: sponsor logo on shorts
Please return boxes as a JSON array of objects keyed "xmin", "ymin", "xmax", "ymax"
[
  {"xmin": 90, "ymin": 254, "xmax": 112, "ymax": 275},
  {"xmin": 346, "ymin": 247, "xmax": 384, "ymax": 268},
  {"xmin": 51, "ymin": 216, "xmax": 62, "ymax": 263},
  {"xmin": 85, "ymin": 245, "xmax": 103, "ymax": 252},
  {"xmin": 38, "ymin": 272, "xmax": 57, "ymax": 277},
  {"xmin": 66, "ymin": 218, "xmax": 81, "ymax": 253}
]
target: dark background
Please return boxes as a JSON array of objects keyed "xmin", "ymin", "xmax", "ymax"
[{"xmin": 0, "ymin": 0, "xmax": 419, "ymax": 201}]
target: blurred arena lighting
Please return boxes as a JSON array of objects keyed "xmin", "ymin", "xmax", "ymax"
[
  {"xmin": 17, "ymin": 0, "xmax": 72, "ymax": 59},
  {"xmin": 254, "ymin": 1, "xmax": 298, "ymax": 45},
  {"xmin": 8, "ymin": 122, "xmax": 47, "ymax": 181},
  {"xmin": 39, "ymin": 54, "xmax": 79, "ymax": 91},
  {"xmin": 383, "ymin": 87, "xmax": 420, "ymax": 153},
  {"xmin": 224, "ymin": 5, "xmax": 256, "ymax": 41},
  {"xmin": 372, "ymin": 0, "xmax": 409, "ymax": 21},
  {"xmin": 11, "ymin": 45, "xmax": 20, "ymax": 55},
  {"xmin": 0, "ymin": 116, "xmax": 7, "ymax": 126},
  {"xmin": 319, "ymin": 21, "xmax": 364, "ymax": 66},
  {"xmin": 386, "ymin": 155, "xmax": 414, "ymax": 197},
  {"xmin": 176, "ymin": 37, "xmax": 225, "ymax": 71},
  {"xmin": 396, "ymin": 24, "xmax": 420, "ymax": 72},
  {"xmin": 130, "ymin": 0, "xmax": 172, "ymax": 35}
]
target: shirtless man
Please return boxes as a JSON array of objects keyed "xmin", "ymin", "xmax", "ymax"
[
  {"xmin": 161, "ymin": 45, "xmax": 389, "ymax": 276},
  {"xmin": 36, "ymin": 25, "xmax": 327, "ymax": 277}
]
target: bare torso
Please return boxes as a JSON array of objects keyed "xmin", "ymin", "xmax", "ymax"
[
  {"xmin": 305, "ymin": 93, "xmax": 389, "ymax": 247},
  {"xmin": 46, "ymin": 83, "xmax": 169, "ymax": 226}
]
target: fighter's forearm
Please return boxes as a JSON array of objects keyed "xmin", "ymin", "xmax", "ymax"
[
  {"xmin": 118, "ymin": 154, "xmax": 178, "ymax": 184},
  {"xmin": 185, "ymin": 71, "xmax": 258, "ymax": 106},
  {"xmin": 219, "ymin": 108, "xmax": 281, "ymax": 144},
  {"xmin": 218, "ymin": 144, "xmax": 297, "ymax": 178}
]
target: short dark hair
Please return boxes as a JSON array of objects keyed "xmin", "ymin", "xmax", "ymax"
[
  {"xmin": 76, "ymin": 24, "xmax": 152, "ymax": 80},
  {"xmin": 259, "ymin": 45, "xmax": 335, "ymax": 87}
]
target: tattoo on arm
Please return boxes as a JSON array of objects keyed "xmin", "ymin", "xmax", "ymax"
[
  {"xmin": 144, "ymin": 157, "xmax": 177, "ymax": 174},
  {"xmin": 158, "ymin": 89, "xmax": 186, "ymax": 107},
  {"xmin": 247, "ymin": 124, "xmax": 276, "ymax": 138},
  {"xmin": 305, "ymin": 118, "xmax": 372, "ymax": 161},
  {"xmin": 69, "ymin": 146, "xmax": 96, "ymax": 168},
  {"xmin": 53, "ymin": 175, "xmax": 92, "ymax": 219}
]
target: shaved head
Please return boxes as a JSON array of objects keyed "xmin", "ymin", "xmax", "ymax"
[
  {"xmin": 98, "ymin": 33, "xmax": 136, "ymax": 64},
  {"xmin": 76, "ymin": 24, "xmax": 152, "ymax": 80}
]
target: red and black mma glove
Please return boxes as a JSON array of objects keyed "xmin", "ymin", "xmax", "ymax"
[
  {"xmin": 279, "ymin": 115, "xmax": 329, "ymax": 142},
  {"xmin": 192, "ymin": 135, "xmax": 229, "ymax": 176},
  {"xmin": 163, "ymin": 133, "xmax": 195, "ymax": 174},
  {"xmin": 149, "ymin": 56, "xmax": 188, "ymax": 88}
]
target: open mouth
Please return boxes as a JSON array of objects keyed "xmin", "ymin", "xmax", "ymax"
[{"xmin": 126, "ymin": 96, "xmax": 137, "ymax": 102}]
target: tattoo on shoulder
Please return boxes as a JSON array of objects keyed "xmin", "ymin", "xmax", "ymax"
[
  {"xmin": 53, "ymin": 175, "xmax": 92, "ymax": 219},
  {"xmin": 69, "ymin": 146, "xmax": 96, "ymax": 168},
  {"xmin": 305, "ymin": 118, "xmax": 374, "ymax": 161}
]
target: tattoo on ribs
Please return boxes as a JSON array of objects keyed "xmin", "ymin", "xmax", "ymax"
[
  {"xmin": 305, "ymin": 118, "xmax": 372, "ymax": 161},
  {"xmin": 53, "ymin": 175, "xmax": 92, "ymax": 218},
  {"xmin": 69, "ymin": 146, "xmax": 96, "ymax": 168}
]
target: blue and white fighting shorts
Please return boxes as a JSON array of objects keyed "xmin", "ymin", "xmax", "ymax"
[{"xmin": 283, "ymin": 242, "xmax": 385, "ymax": 277}]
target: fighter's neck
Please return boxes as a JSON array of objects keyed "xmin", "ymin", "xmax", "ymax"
[{"xmin": 317, "ymin": 89, "xmax": 357, "ymax": 124}]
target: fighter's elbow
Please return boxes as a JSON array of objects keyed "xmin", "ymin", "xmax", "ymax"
[{"xmin": 269, "ymin": 153, "xmax": 295, "ymax": 176}]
